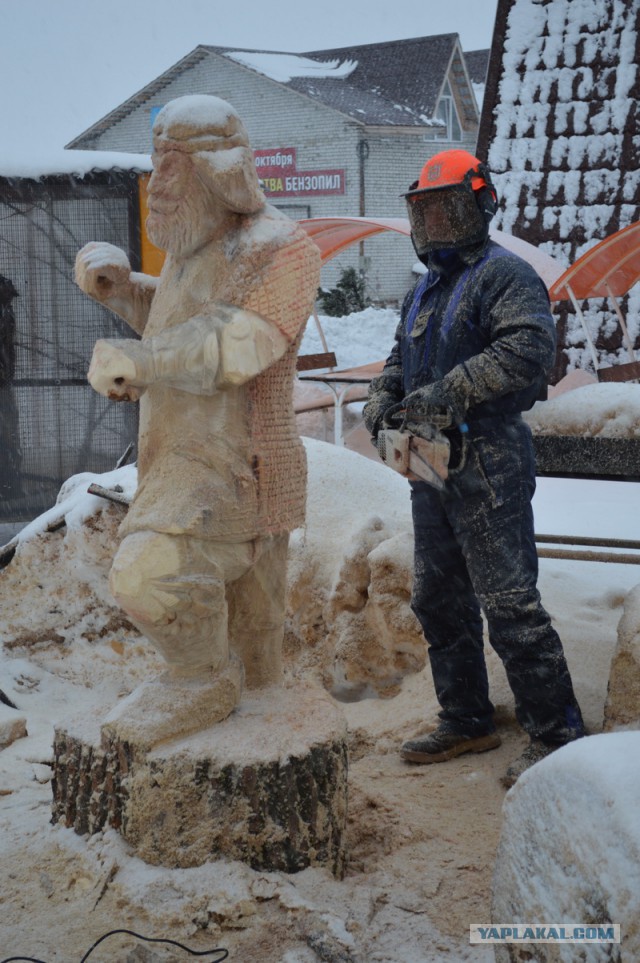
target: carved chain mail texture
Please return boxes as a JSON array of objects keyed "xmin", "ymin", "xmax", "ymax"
[{"xmin": 245, "ymin": 230, "xmax": 320, "ymax": 536}]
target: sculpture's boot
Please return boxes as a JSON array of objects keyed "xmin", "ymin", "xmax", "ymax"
[{"xmin": 101, "ymin": 654, "xmax": 244, "ymax": 753}]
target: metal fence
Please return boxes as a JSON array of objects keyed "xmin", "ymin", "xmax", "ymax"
[{"xmin": 0, "ymin": 170, "xmax": 141, "ymax": 523}]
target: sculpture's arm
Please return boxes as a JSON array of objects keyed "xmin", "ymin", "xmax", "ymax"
[
  {"xmin": 87, "ymin": 232, "xmax": 320, "ymax": 402},
  {"xmin": 87, "ymin": 306, "xmax": 289, "ymax": 401},
  {"xmin": 75, "ymin": 242, "xmax": 157, "ymax": 335}
]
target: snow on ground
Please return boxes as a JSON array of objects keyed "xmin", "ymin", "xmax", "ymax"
[
  {"xmin": 1, "ymin": 444, "xmax": 638, "ymax": 961},
  {"xmin": 1, "ymin": 307, "xmax": 640, "ymax": 961}
]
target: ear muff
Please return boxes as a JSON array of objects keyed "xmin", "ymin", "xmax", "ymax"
[
  {"xmin": 475, "ymin": 185, "xmax": 498, "ymax": 225},
  {"xmin": 472, "ymin": 161, "xmax": 498, "ymax": 224}
]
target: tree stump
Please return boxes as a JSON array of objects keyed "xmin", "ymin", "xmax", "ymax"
[{"xmin": 52, "ymin": 683, "xmax": 348, "ymax": 876}]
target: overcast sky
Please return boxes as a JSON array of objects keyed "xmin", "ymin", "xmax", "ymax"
[{"xmin": 2, "ymin": 0, "xmax": 498, "ymax": 160}]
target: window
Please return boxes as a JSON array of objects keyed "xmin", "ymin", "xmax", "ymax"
[{"xmin": 434, "ymin": 81, "xmax": 462, "ymax": 141}]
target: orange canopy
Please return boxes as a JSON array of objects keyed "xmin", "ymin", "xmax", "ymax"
[
  {"xmin": 299, "ymin": 216, "xmax": 410, "ymax": 260},
  {"xmin": 298, "ymin": 216, "xmax": 565, "ymax": 291},
  {"xmin": 549, "ymin": 220, "xmax": 640, "ymax": 301}
]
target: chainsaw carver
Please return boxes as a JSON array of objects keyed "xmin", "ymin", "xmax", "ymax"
[{"xmin": 363, "ymin": 149, "xmax": 584, "ymax": 788}]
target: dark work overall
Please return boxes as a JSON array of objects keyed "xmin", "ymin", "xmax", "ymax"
[{"xmin": 402, "ymin": 246, "xmax": 584, "ymax": 743}]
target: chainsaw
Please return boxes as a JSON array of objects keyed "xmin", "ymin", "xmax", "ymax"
[{"xmin": 376, "ymin": 404, "xmax": 465, "ymax": 492}]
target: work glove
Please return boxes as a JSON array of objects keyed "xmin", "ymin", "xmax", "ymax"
[
  {"xmin": 400, "ymin": 366, "xmax": 473, "ymax": 428},
  {"xmin": 363, "ymin": 375, "xmax": 402, "ymax": 439}
]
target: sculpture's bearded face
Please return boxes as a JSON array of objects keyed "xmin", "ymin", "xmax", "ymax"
[{"xmin": 146, "ymin": 150, "xmax": 230, "ymax": 257}]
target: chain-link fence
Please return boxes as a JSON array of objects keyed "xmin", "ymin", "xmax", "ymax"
[{"xmin": 0, "ymin": 170, "xmax": 141, "ymax": 523}]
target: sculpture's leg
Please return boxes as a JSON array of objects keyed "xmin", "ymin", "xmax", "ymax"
[
  {"xmin": 227, "ymin": 533, "xmax": 289, "ymax": 688},
  {"xmin": 110, "ymin": 531, "xmax": 235, "ymax": 674},
  {"xmin": 104, "ymin": 531, "xmax": 256, "ymax": 749}
]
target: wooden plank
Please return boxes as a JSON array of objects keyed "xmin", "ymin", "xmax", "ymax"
[
  {"xmin": 597, "ymin": 361, "xmax": 640, "ymax": 383},
  {"xmin": 296, "ymin": 352, "xmax": 337, "ymax": 372}
]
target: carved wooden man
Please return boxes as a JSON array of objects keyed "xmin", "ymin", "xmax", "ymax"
[{"xmin": 75, "ymin": 95, "xmax": 320, "ymax": 747}]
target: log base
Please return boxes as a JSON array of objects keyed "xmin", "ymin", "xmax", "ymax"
[{"xmin": 52, "ymin": 683, "xmax": 348, "ymax": 876}]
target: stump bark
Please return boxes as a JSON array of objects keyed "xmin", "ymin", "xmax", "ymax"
[{"xmin": 52, "ymin": 683, "xmax": 348, "ymax": 876}]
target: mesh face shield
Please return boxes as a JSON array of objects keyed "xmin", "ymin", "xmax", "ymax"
[{"xmin": 406, "ymin": 183, "xmax": 488, "ymax": 255}]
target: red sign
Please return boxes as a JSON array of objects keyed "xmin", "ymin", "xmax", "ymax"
[
  {"xmin": 254, "ymin": 148, "xmax": 345, "ymax": 198},
  {"xmin": 261, "ymin": 170, "xmax": 345, "ymax": 197}
]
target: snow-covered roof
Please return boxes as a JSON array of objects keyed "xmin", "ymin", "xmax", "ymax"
[
  {"xmin": 0, "ymin": 149, "xmax": 151, "ymax": 181},
  {"xmin": 224, "ymin": 51, "xmax": 359, "ymax": 83},
  {"xmin": 67, "ymin": 37, "xmax": 489, "ymax": 148}
]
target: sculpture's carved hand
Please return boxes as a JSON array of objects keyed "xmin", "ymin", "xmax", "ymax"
[
  {"xmin": 88, "ymin": 339, "xmax": 145, "ymax": 402},
  {"xmin": 75, "ymin": 242, "xmax": 132, "ymax": 303}
]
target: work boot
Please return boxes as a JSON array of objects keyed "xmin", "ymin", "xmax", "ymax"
[
  {"xmin": 501, "ymin": 739, "xmax": 559, "ymax": 789},
  {"xmin": 401, "ymin": 727, "xmax": 501, "ymax": 764}
]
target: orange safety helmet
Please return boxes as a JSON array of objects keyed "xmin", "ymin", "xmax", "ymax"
[
  {"xmin": 407, "ymin": 149, "xmax": 493, "ymax": 196},
  {"xmin": 404, "ymin": 150, "xmax": 497, "ymax": 255}
]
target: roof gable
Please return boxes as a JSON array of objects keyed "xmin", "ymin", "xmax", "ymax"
[
  {"xmin": 299, "ymin": 34, "xmax": 461, "ymax": 124},
  {"xmin": 464, "ymin": 49, "xmax": 491, "ymax": 86}
]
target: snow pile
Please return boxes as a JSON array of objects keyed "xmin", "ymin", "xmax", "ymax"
[
  {"xmin": 524, "ymin": 383, "xmax": 640, "ymax": 437},
  {"xmin": 493, "ymin": 732, "xmax": 640, "ymax": 962},
  {"xmin": 0, "ymin": 467, "xmax": 139, "ymax": 648},
  {"xmin": 0, "ymin": 466, "xmax": 163, "ymax": 714},
  {"xmin": 289, "ymin": 441, "xmax": 422, "ymax": 696}
]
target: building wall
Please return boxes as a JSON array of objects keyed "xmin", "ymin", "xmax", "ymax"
[{"xmin": 77, "ymin": 52, "xmax": 478, "ymax": 304}]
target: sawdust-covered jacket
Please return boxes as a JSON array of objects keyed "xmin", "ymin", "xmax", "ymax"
[{"xmin": 365, "ymin": 238, "xmax": 556, "ymax": 433}]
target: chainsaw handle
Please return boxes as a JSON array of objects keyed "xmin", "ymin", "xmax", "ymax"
[
  {"xmin": 383, "ymin": 402, "xmax": 469, "ymax": 435},
  {"xmin": 382, "ymin": 402, "xmax": 407, "ymax": 428}
]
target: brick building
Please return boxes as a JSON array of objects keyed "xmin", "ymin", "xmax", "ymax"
[{"xmin": 68, "ymin": 35, "xmax": 489, "ymax": 303}]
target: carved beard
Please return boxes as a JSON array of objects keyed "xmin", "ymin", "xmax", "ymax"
[{"xmin": 147, "ymin": 190, "xmax": 225, "ymax": 258}]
